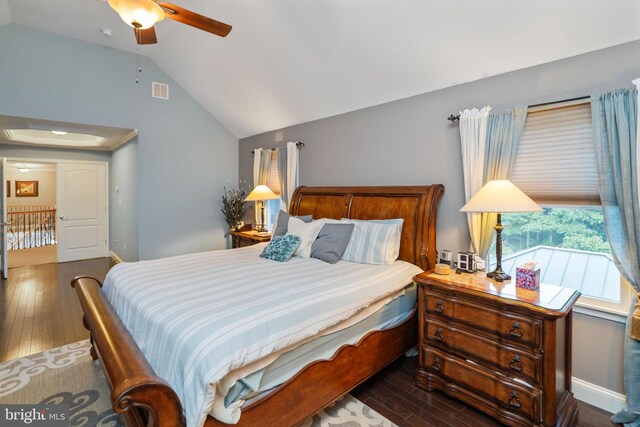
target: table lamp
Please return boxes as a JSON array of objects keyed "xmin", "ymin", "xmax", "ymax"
[
  {"xmin": 460, "ymin": 179, "xmax": 542, "ymax": 282},
  {"xmin": 245, "ymin": 185, "xmax": 279, "ymax": 233}
]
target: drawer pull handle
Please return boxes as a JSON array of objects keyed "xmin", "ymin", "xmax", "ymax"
[
  {"xmin": 434, "ymin": 300, "xmax": 445, "ymax": 313},
  {"xmin": 432, "ymin": 356, "xmax": 441, "ymax": 371},
  {"xmin": 509, "ymin": 355, "xmax": 523, "ymax": 372},
  {"xmin": 509, "ymin": 391, "xmax": 522, "ymax": 409},
  {"xmin": 509, "ymin": 322, "xmax": 524, "ymax": 338},
  {"xmin": 434, "ymin": 327, "xmax": 444, "ymax": 342}
]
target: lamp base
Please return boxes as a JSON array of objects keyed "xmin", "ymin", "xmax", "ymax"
[
  {"xmin": 255, "ymin": 203, "xmax": 268, "ymax": 233},
  {"xmin": 487, "ymin": 270, "xmax": 511, "ymax": 282},
  {"xmin": 488, "ymin": 213, "xmax": 510, "ymax": 283}
]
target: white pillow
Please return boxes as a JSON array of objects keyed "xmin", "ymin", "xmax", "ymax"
[
  {"xmin": 286, "ymin": 217, "xmax": 325, "ymax": 259},
  {"xmin": 340, "ymin": 219, "xmax": 403, "ymax": 264}
]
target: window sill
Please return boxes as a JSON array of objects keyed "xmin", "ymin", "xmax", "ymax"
[{"xmin": 573, "ymin": 302, "xmax": 627, "ymax": 324}]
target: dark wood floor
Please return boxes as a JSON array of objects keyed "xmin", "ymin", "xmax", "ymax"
[
  {"xmin": 0, "ymin": 258, "xmax": 618, "ymax": 426},
  {"xmin": 352, "ymin": 355, "xmax": 619, "ymax": 427},
  {"xmin": 0, "ymin": 257, "xmax": 113, "ymax": 362}
]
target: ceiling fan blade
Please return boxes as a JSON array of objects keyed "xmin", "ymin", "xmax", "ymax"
[
  {"xmin": 134, "ymin": 26, "xmax": 158, "ymax": 45},
  {"xmin": 158, "ymin": 3, "xmax": 232, "ymax": 37}
]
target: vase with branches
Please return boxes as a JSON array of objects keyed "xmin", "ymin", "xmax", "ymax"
[{"xmin": 221, "ymin": 187, "xmax": 247, "ymax": 235}]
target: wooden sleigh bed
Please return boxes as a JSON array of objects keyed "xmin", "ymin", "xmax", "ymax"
[{"xmin": 71, "ymin": 185, "xmax": 444, "ymax": 427}]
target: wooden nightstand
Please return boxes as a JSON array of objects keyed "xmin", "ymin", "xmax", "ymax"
[
  {"xmin": 230, "ymin": 230, "xmax": 271, "ymax": 248},
  {"xmin": 413, "ymin": 271, "xmax": 580, "ymax": 427}
]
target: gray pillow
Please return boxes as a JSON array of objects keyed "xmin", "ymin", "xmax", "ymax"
[
  {"xmin": 273, "ymin": 210, "xmax": 313, "ymax": 237},
  {"xmin": 310, "ymin": 223, "xmax": 355, "ymax": 264}
]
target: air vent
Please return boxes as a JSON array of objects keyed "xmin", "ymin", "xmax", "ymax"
[{"xmin": 152, "ymin": 82, "xmax": 169, "ymax": 100}]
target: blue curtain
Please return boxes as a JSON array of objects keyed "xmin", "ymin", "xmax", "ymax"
[
  {"xmin": 591, "ymin": 87, "xmax": 640, "ymax": 426},
  {"xmin": 484, "ymin": 107, "xmax": 528, "ymax": 182},
  {"xmin": 470, "ymin": 107, "xmax": 528, "ymax": 259}
]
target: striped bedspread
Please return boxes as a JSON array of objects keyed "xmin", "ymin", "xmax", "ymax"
[{"xmin": 102, "ymin": 244, "xmax": 422, "ymax": 427}]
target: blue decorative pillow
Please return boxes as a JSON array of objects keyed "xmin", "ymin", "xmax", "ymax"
[{"xmin": 260, "ymin": 235, "xmax": 302, "ymax": 262}]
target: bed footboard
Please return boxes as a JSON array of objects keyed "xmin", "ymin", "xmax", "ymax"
[
  {"xmin": 71, "ymin": 276, "xmax": 186, "ymax": 427},
  {"xmin": 204, "ymin": 308, "xmax": 418, "ymax": 427}
]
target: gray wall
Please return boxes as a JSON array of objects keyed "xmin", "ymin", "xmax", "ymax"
[
  {"xmin": 110, "ymin": 139, "xmax": 139, "ymax": 262},
  {"xmin": 573, "ymin": 313, "xmax": 625, "ymax": 391},
  {"xmin": 0, "ymin": 24, "xmax": 238, "ymax": 260},
  {"xmin": 240, "ymin": 40, "xmax": 640, "ymax": 394}
]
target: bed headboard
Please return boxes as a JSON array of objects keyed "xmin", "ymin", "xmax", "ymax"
[{"xmin": 289, "ymin": 185, "xmax": 445, "ymax": 270}]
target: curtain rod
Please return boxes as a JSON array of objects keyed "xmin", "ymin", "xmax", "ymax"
[
  {"xmin": 251, "ymin": 141, "xmax": 304, "ymax": 155},
  {"xmin": 446, "ymin": 95, "xmax": 590, "ymax": 123}
]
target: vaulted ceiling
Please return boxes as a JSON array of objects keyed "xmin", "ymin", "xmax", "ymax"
[{"xmin": 2, "ymin": 0, "xmax": 640, "ymax": 138}]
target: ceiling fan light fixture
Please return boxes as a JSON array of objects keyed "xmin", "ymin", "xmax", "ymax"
[{"xmin": 108, "ymin": 0, "xmax": 165, "ymax": 30}]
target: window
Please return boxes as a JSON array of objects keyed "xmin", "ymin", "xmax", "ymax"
[
  {"xmin": 510, "ymin": 101, "xmax": 599, "ymax": 205},
  {"xmin": 264, "ymin": 150, "xmax": 282, "ymax": 231},
  {"xmin": 491, "ymin": 101, "xmax": 631, "ymax": 321},
  {"xmin": 264, "ymin": 199, "xmax": 282, "ymax": 231},
  {"xmin": 491, "ymin": 208, "xmax": 631, "ymax": 321}
]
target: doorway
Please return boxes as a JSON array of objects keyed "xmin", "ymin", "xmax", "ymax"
[
  {"xmin": 5, "ymin": 160, "xmax": 58, "ymax": 268},
  {"xmin": 0, "ymin": 158, "xmax": 109, "ymax": 275}
]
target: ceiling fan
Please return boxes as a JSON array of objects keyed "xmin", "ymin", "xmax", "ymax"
[{"xmin": 107, "ymin": 0, "xmax": 232, "ymax": 45}]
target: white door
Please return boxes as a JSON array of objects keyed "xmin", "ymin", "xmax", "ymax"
[
  {"xmin": 56, "ymin": 163, "xmax": 109, "ymax": 262},
  {"xmin": 0, "ymin": 158, "xmax": 7, "ymax": 278}
]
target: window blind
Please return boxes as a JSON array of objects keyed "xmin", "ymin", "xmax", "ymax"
[
  {"xmin": 266, "ymin": 150, "xmax": 280, "ymax": 195},
  {"xmin": 510, "ymin": 102, "xmax": 600, "ymax": 205}
]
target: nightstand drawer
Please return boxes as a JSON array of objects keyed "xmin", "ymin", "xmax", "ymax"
[
  {"xmin": 423, "ymin": 289, "xmax": 543, "ymax": 349},
  {"xmin": 425, "ymin": 317, "xmax": 542, "ymax": 384},
  {"xmin": 423, "ymin": 347, "xmax": 543, "ymax": 423}
]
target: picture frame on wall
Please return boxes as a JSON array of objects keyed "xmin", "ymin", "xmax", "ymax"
[
  {"xmin": 16, "ymin": 180, "xmax": 38, "ymax": 197},
  {"xmin": 6, "ymin": 180, "xmax": 10, "ymax": 198}
]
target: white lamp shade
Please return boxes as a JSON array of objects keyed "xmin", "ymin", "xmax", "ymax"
[
  {"xmin": 108, "ymin": 0, "xmax": 165, "ymax": 29},
  {"xmin": 245, "ymin": 185, "xmax": 279, "ymax": 202},
  {"xmin": 460, "ymin": 180, "xmax": 542, "ymax": 213}
]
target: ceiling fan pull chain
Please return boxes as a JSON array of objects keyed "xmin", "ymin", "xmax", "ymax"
[{"xmin": 135, "ymin": 47, "xmax": 142, "ymax": 84}]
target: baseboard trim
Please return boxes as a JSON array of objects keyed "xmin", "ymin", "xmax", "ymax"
[
  {"xmin": 572, "ymin": 376, "xmax": 626, "ymax": 414},
  {"xmin": 110, "ymin": 251, "xmax": 124, "ymax": 264}
]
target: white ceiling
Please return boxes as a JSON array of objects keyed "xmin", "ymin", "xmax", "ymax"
[{"xmin": 2, "ymin": 0, "xmax": 640, "ymax": 138}]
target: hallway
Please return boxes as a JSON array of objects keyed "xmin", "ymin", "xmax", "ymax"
[{"xmin": 8, "ymin": 245, "xmax": 57, "ymax": 268}]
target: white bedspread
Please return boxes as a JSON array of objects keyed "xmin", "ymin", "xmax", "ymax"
[{"xmin": 102, "ymin": 244, "xmax": 422, "ymax": 427}]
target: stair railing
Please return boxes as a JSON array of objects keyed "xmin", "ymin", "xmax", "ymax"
[{"xmin": 6, "ymin": 206, "xmax": 57, "ymax": 250}]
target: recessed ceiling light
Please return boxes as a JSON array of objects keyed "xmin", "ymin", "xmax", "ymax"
[{"xmin": 5, "ymin": 129, "xmax": 108, "ymax": 147}]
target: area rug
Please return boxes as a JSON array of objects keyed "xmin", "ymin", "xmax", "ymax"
[{"xmin": 0, "ymin": 341, "xmax": 397, "ymax": 427}]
